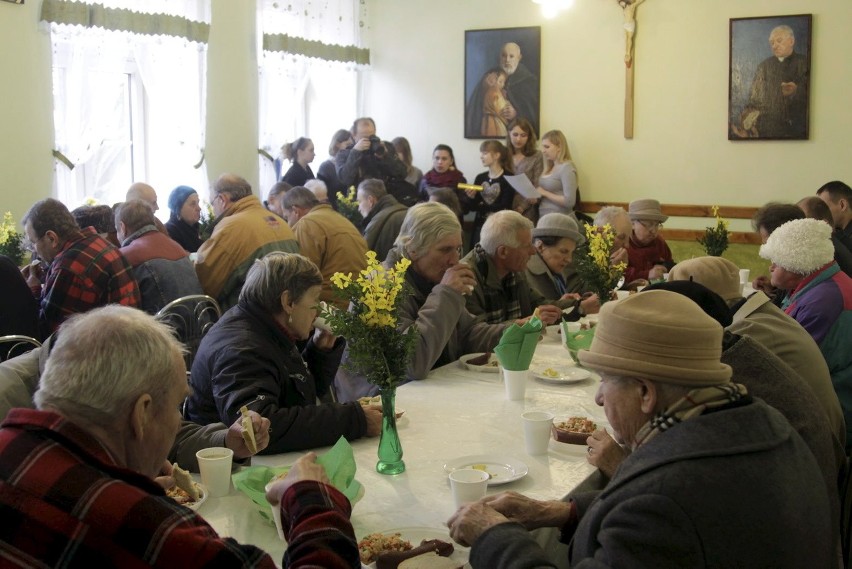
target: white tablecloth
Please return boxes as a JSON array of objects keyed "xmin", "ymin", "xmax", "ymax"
[{"xmin": 198, "ymin": 331, "xmax": 603, "ymax": 564}]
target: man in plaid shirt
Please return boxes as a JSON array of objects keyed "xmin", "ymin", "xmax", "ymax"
[
  {"xmin": 0, "ymin": 306, "xmax": 360, "ymax": 568},
  {"xmin": 21, "ymin": 198, "xmax": 141, "ymax": 336},
  {"xmin": 461, "ymin": 210, "xmax": 565, "ymax": 325}
]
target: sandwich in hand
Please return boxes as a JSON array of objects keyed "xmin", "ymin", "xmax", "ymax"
[{"xmin": 240, "ymin": 405, "xmax": 257, "ymax": 454}]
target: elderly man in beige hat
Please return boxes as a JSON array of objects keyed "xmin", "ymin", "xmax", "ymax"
[
  {"xmin": 669, "ymin": 255, "xmax": 846, "ymax": 450},
  {"xmin": 447, "ymin": 290, "xmax": 831, "ymax": 568},
  {"xmin": 624, "ymin": 198, "xmax": 674, "ymax": 283}
]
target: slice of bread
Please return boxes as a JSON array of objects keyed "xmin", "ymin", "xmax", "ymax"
[
  {"xmin": 240, "ymin": 405, "xmax": 257, "ymax": 454},
  {"xmin": 172, "ymin": 463, "xmax": 199, "ymax": 501}
]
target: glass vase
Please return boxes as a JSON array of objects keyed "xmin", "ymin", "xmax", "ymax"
[{"xmin": 376, "ymin": 386, "xmax": 405, "ymax": 475}]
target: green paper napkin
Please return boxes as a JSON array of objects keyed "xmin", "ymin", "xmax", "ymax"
[
  {"xmin": 232, "ymin": 436, "xmax": 363, "ymax": 522},
  {"xmin": 494, "ymin": 316, "xmax": 543, "ymax": 371},
  {"xmin": 563, "ymin": 324, "xmax": 596, "ymax": 364}
]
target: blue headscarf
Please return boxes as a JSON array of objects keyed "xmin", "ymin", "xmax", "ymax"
[{"xmin": 167, "ymin": 185, "xmax": 197, "ymax": 219}]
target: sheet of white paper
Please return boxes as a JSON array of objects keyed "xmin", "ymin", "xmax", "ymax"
[{"xmin": 504, "ymin": 174, "xmax": 540, "ymax": 200}]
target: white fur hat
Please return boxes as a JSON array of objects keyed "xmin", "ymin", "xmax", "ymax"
[{"xmin": 759, "ymin": 218, "xmax": 834, "ymax": 274}]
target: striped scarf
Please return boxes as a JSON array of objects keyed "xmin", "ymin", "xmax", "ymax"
[{"xmin": 633, "ymin": 383, "xmax": 749, "ymax": 448}]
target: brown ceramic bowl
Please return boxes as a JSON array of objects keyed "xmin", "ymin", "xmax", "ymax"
[{"xmin": 551, "ymin": 418, "xmax": 597, "ymax": 445}]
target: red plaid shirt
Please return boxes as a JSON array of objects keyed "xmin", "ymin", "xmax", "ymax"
[
  {"xmin": 0, "ymin": 409, "xmax": 359, "ymax": 568},
  {"xmin": 0, "ymin": 409, "xmax": 276, "ymax": 567},
  {"xmin": 35, "ymin": 227, "xmax": 141, "ymax": 334}
]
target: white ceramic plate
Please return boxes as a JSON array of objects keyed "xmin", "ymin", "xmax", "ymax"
[
  {"xmin": 361, "ymin": 527, "xmax": 470, "ymax": 569},
  {"xmin": 532, "ymin": 366, "xmax": 591, "ymax": 385},
  {"xmin": 443, "ymin": 455, "xmax": 529, "ymax": 486},
  {"xmin": 459, "ymin": 353, "xmax": 499, "ymax": 373}
]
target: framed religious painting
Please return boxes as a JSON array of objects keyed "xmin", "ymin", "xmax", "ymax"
[
  {"xmin": 464, "ymin": 26, "xmax": 541, "ymax": 140},
  {"xmin": 728, "ymin": 14, "xmax": 812, "ymax": 141}
]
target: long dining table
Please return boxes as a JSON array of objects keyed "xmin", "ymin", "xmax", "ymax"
[{"xmin": 197, "ymin": 327, "xmax": 605, "ymax": 565}]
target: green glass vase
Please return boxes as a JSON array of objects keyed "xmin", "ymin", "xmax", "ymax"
[{"xmin": 376, "ymin": 387, "xmax": 405, "ymax": 475}]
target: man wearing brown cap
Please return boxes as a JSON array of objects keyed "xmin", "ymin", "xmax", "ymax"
[
  {"xmin": 669, "ymin": 255, "xmax": 845, "ymax": 450},
  {"xmin": 624, "ymin": 198, "xmax": 674, "ymax": 283},
  {"xmin": 448, "ymin": 290, "xmax": 832, "ymax": 568}
]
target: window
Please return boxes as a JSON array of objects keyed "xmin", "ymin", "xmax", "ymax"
[
  {"xmin": 42, "ymin": 0, "xmax": 210, "ymax": 216},
  {"xmin": 257, "ymin": 0, "xmax": 368, "ymax": 193}
]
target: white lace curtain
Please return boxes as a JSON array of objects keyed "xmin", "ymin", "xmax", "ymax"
[
  {"xmin": 43, "ymin": 0, "xmax": 210, "ymax": 210},
  {"xmin": 257, "ymin": 0, "xmax": 368, "ymax": 194}
]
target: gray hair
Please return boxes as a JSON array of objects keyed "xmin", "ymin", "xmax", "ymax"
[
  {"xmin": 594, "ymin": 205, "xmax": 628, "ymax": 227},
  {"xmin": 357, "ymin": 178, "xmax": 387, "ymax": 199},
  {"xmin": 34, "ymin": 306, "xmax": 184, "ymax": 428},
  {"xmin": 239, "ymin": 252, "xmax": 322, "ymax": 314},
  {"xmin": 771, "ymin": 25, "xmax": 794, "ymax": 40},
  {"xmin": 281, "ymin": 186, "xmax": 319, "ymax": 210},
  {"xmin": 395, "ymin": 202, "xmax": 460, "ymax": 260},
  {"xmin": 304, "ymin": 179, "xmax": 328, "ymax": 200},
  {"xmin": 213, "ymin": 174, "xmax": 253, "ymax": 201},
  {"xmin": 480, "ymin": 210, "xmax": 533, "ymax": 256},
  {"xmin": 115, "ymin": 199, "xmax": 155, "ymax": 235}
]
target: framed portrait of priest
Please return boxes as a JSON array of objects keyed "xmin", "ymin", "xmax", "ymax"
[
  {"xmin": 728, "ymin": 14, "xmax": 812, "ymax": 141},
  {"xmin": 464, "ymin": 26, "xmax": 541, "ymax": 140}
]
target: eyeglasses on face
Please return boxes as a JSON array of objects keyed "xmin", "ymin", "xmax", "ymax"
[{"xmin": 638, "ymin": 220, "xmax": 663, "ymax": 230}]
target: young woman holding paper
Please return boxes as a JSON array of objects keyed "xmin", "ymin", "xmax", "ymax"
[
  {"xmin": 536, "ymin": 130, "xmax": 578, "ymax": 218},
  {"xmin": 505, "ymin": 118, "xmax": 543, "ymax": 223}
]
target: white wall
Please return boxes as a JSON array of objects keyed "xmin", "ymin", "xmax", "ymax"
[
  {"xmin": 365, "ymin": 0, "xmax": 852, "ymax": 217},
  {"xmin": 0, "ymin": 1, "xmax": 54, "ymax": 222},
  {"xmin": 2, "ymin": 0, "xmax": 850, "ymax": 225}
]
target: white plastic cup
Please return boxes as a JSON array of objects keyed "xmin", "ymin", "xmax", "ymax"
[
  {"xmin": 502, "ymin": 368, "xmax": 528, "ymax": 401},
  {"xmin": 739, "ymin": 269, "xmax": 750, "ymax": 284},
  {"xmin": 522, "ymin": 411, "xmax": 554, "ymax": 455},
  {"xmin": 663, "ymin": 272, "xmax": 670, "ymax": 282},
  {"xmin": 196, "ymin": 447, "xmax": 234, "ymax": 498},
  {"xmin": 449, "ymin": 468, "xmax": 490, "ymax": 509}
]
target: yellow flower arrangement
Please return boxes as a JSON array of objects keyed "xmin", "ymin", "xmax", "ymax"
[
  {"xmin": 0, "ymin": 211, "xmax": 25, "ymax": 266},
  {"xmin": 335, "ymin": 186, "xmax": 363, "ymax": 227},
  {"xmin": 574, "ymin": 223, "xmax": 628, "ymax": 304},
  {"xmin": 698, "ymin": 206, "xmax": 730, "ymax": 257},
  {"xmin": 323, "ymin": 250, "xmax": 417, "ymax": 389}
]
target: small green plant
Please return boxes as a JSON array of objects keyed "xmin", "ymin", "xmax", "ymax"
[
  {"xmin": 198, "ymin": 201, "xmax": 217, "ymax": 242},
  {"xmin": 698, "ymin": 206, "xmax": 730, "ymax": 257},
  {"xmin": 0, "ymin": 212, "xmax": 25, "ymax": 266}
]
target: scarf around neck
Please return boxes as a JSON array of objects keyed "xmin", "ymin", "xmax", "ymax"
[{"xmin": 632, "ymin": 382, "xmax": 749, "ymax": 448}]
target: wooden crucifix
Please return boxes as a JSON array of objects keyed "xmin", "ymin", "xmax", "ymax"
[{"xmin": 619, "ymin": 0, "xmax": 645, "ymax": 139}]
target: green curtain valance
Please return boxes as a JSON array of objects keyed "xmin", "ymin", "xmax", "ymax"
[
  {"xmin": 263, "ymin": 33, "xmax": 369, "ymax": 65},
  {"xmin": 40, "ymin": 0, "xmax": 210, "ymax": 44}
]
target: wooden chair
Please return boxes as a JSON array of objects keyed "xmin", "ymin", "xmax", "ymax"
[
  {"xmin": 155, "ymin": 295, "xmax": 221, "ymax": 371},
  {"xmin": 0, "ymin": 335, "xmax": 42, "ymax": 362}
]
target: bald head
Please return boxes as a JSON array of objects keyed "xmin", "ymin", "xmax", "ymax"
[
  {"xmin": 126, "ymin": 183, "xmax": 159, "ymax": 212},
  {"xmin": 500, "ymin": 42, "xmax": 522, "ymax": 75}
]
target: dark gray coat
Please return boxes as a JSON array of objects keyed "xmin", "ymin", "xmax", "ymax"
[{"xmin": 472, "ymin": 399, "xmax": 833, "ymax": 568}]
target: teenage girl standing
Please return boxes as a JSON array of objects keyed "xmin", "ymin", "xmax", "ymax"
[{"xmin": 464, "ymin": 140, "xmax": 516, "ymax": 249}]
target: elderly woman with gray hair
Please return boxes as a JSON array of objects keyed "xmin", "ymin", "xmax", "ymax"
[
  {"xmin": 526, "ymin": 213, "xmax": 600, "ymax": 319},
  {"xmin": 186, "ymin": 252, "xmax": 381, "ymax": 454},
  {"xmin": 334, "ymin": 202, "xmax": 508, "ymax": 402}
]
